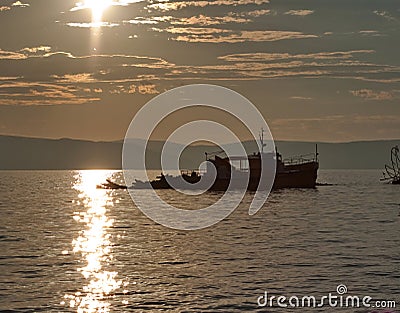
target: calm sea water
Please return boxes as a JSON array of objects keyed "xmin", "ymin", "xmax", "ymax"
[{"xmin": 0, "ymin": 170, "xmax": 399, "ymax": 312}]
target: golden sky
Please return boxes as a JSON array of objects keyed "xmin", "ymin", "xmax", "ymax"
[{"xmin": 0, "ymin": 0, "xmax": 399, "ymax": 142}]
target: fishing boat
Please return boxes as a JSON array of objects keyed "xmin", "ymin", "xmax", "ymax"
[
  {"xmin": 204, "ymin": 147, "xmax": 319, "ymax": 191},
  {"xmin": 381, "ymin": 145, "xmax": 400, "ymax": 185},
  {"xmin": 130, "ymin": 131, "xmax": 319, "ymax": 190}
]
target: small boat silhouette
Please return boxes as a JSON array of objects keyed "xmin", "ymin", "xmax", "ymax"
[{"xmin": 97, "ymin": 178, "xmax": 127, "ymax": 189}]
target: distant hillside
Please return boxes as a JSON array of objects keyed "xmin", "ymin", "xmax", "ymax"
[{"xmin": 0, "ymin": 135, "xmax": 398, "ymax": 170}]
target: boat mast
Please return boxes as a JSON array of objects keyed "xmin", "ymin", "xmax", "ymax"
[{"xmin": 259, "ymin": 128, "xmax": 265, "ymax": 154}]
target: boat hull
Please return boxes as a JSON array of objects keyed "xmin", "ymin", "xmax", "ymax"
[
  {"xmin": 273, "ymin": 161, "xmax": 319, "ymax": 189},
  {"xmin": 207, "ymin": 161, "xmax": 319, "ymax": 191}
]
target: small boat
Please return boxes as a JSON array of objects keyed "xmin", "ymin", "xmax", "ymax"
[
  {"xmin": 381, "ymin": 145, "xmax": 400, "ymax": 185},
  {"xmin": 97, "ymin": 178, "xmax": 127, "ymax": 189},
  {"xmin": 132, "ymin": 171, "xmax": 201, "ymax": 189}
]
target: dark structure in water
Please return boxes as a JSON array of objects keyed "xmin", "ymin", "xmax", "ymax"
[
  {"xmin": 97, "ymin": 178, "xmax": 127, "ymax": 189},
  {"xmin": 205, "ymin": 149, "xmax": 319, "ymax": 191},
  {"xmin": 381, "ymin": 145, "xmax": 400, "ymax": 185},
  {"xmin": 131, "ymin": 137, "xmax": 319, "ymax": 190}
]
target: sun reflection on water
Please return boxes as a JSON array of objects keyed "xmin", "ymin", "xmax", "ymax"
[{"xmin": 64, "ymin": 170, "xmax": 126, "ymax": 312}]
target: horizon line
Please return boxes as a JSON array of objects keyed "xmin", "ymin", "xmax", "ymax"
[{"xmin": 1, "ymin": 133, "xmax": 399, "ymax": 145}]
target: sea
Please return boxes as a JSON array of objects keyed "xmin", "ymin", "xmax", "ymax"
[{"xmin": 0, "ymin": 170, "xmax": 399, "ymax": 312}]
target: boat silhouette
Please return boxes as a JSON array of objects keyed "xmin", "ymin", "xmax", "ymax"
[{"xmin": 130, "ymin": 133, "xmax": 319, "ymax": 190}]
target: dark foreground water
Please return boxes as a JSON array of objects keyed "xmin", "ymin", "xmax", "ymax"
[{"xmin": 0, "ymin": 170, "xmax": 399, "ymax": 312}]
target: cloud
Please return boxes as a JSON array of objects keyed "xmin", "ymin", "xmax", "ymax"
[
  {"xmin": 125, "ymin": 14, "xmax": 250, "ymax": 26},
  {"xmin": 66, "ymin": 22, "xmax": 119, "ymax": 28},
  {"xmin": 138, "ymin": 84, "xmax": 159, "ymax": 94},
  {"xmin": 70, "ymin": 0, "xmax": 145, "ymax": 12},
  {"xmin": 0, "ymin": 47, "xmax": 64, "ymax": 60},
  {"xmin": 358, "ymin": 30, "xmax": 383, "ymax": 37},
  {"xmin": 0, "ymin": 46, "xmax": 398, "ymax": 106},
  {"xmin": 154, "ymin": 28, "xmax": 317, "ymax": 43},
  {"xmin": 1, "ymin": 46, "xmax": 396, "ymax": 86},
  {"xmin": 373, "ymin": 10, "xmax": 397, "ymax": 22},
  {"xmin": 154, "ymin": 27, "xmax": 230, "ymax": 35},
  {"xmin": 350, "ymin": 89, "xmax": 397, "ymax": 101},
  {"xmin": 0, "ymin": 76, "xmax": 22, "ymax": 81},
  {"xmin": 123, "ymin": 10, "xmax": 269, "ymax": 28},
  {"xmin": 147, "ymin": 0, "xmax": 269, "ymax": 11},
  {"xmin": 109, "ymin": 85, "xmax": 125, "ymax": 94},
  {"xmin": 109, "ymin": 83, "xmax": 159, "ymax": 94},
  {"xmin": 171, "ymin": 15, "xmax": 251, "ymax": 26},
  {"xmin": 41, "ymin": 51, "xmax": 75, "ymax": 59},
  {"xmin": 219, "ymin": 50, "xmax": 375, "ymax": 62},
  {"xmin": 352, "ymin": 77, "xmax": 400, "ymax": 84},
  {"xmin": 290, "ymin": 96, "xmax": 312, "ymax": 100},
  {"xmin": 0, "ymin": 82, "xmax": 100, "ymax": 106},
  {"xmin": 0, "ymin": 98, "xmax": 100, "ymax": 106},
  {"xmin": 11, "ymin": 1, "xmax": 29, "ymax": 7},
  {"xmin": 0, "ymin": 49, "xmax": 176, "ymax": 87},
  {"xmin": 241, "ymin": 9, "xmax": 270, "ymax": 17},
  {"xmin": 127, "ymin": 84, "xmax": 136, "ymax": 93},
  {"xmin": 284, "ymin": 10, "xmax": 314, "ymax": 16},
  {"xmin": 47, "ymin": 52, "xmax": 174, "ymax": 69},
  {"xmin": 194, "ymin": 49, "xmax": 398, "ymax": 81},
  {"xmin": 0, "ymin": 49, "xmax": 26, "ymax": 60},
  {"xmin": 124, "ymin": 17, "xmax": 166, "ymax": 25},
  {"xmin": 53, "ymin": 73, "xmax": 95, "ymax": 83},
  {"xmin": 0, "ymin": 1, "xmax": 29, "ymax": 11},
  {"xmin": 20, "ymin": 46, "xmax": 52, "ymax": 54}
]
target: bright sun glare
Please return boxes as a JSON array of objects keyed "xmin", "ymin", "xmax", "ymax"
[{"xmin": 84, "ymin": 0, "xmax": 113, "ymax": 23}]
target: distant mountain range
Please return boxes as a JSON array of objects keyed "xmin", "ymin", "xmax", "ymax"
[{"xmin": 0, "ymin": 135, "xmax": 398, "ymax": 170}]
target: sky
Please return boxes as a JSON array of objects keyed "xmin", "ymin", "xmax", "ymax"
[{"xmin": 0, "ymin": 0, "xmax": 399, "ymax": 142}]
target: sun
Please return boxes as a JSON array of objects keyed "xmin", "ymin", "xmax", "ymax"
[{"xmin": 84, "ymin": 0, "xmax": 113, "ymax": 23}]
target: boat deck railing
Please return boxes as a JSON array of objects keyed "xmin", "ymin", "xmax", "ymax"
[
  {"xmin": 283, "ymin": 153, "xmax": 318, "ymax": 166},
  {"xmin": 180, "ymin": 169, "xmax": 206, "ymax": 176}
]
